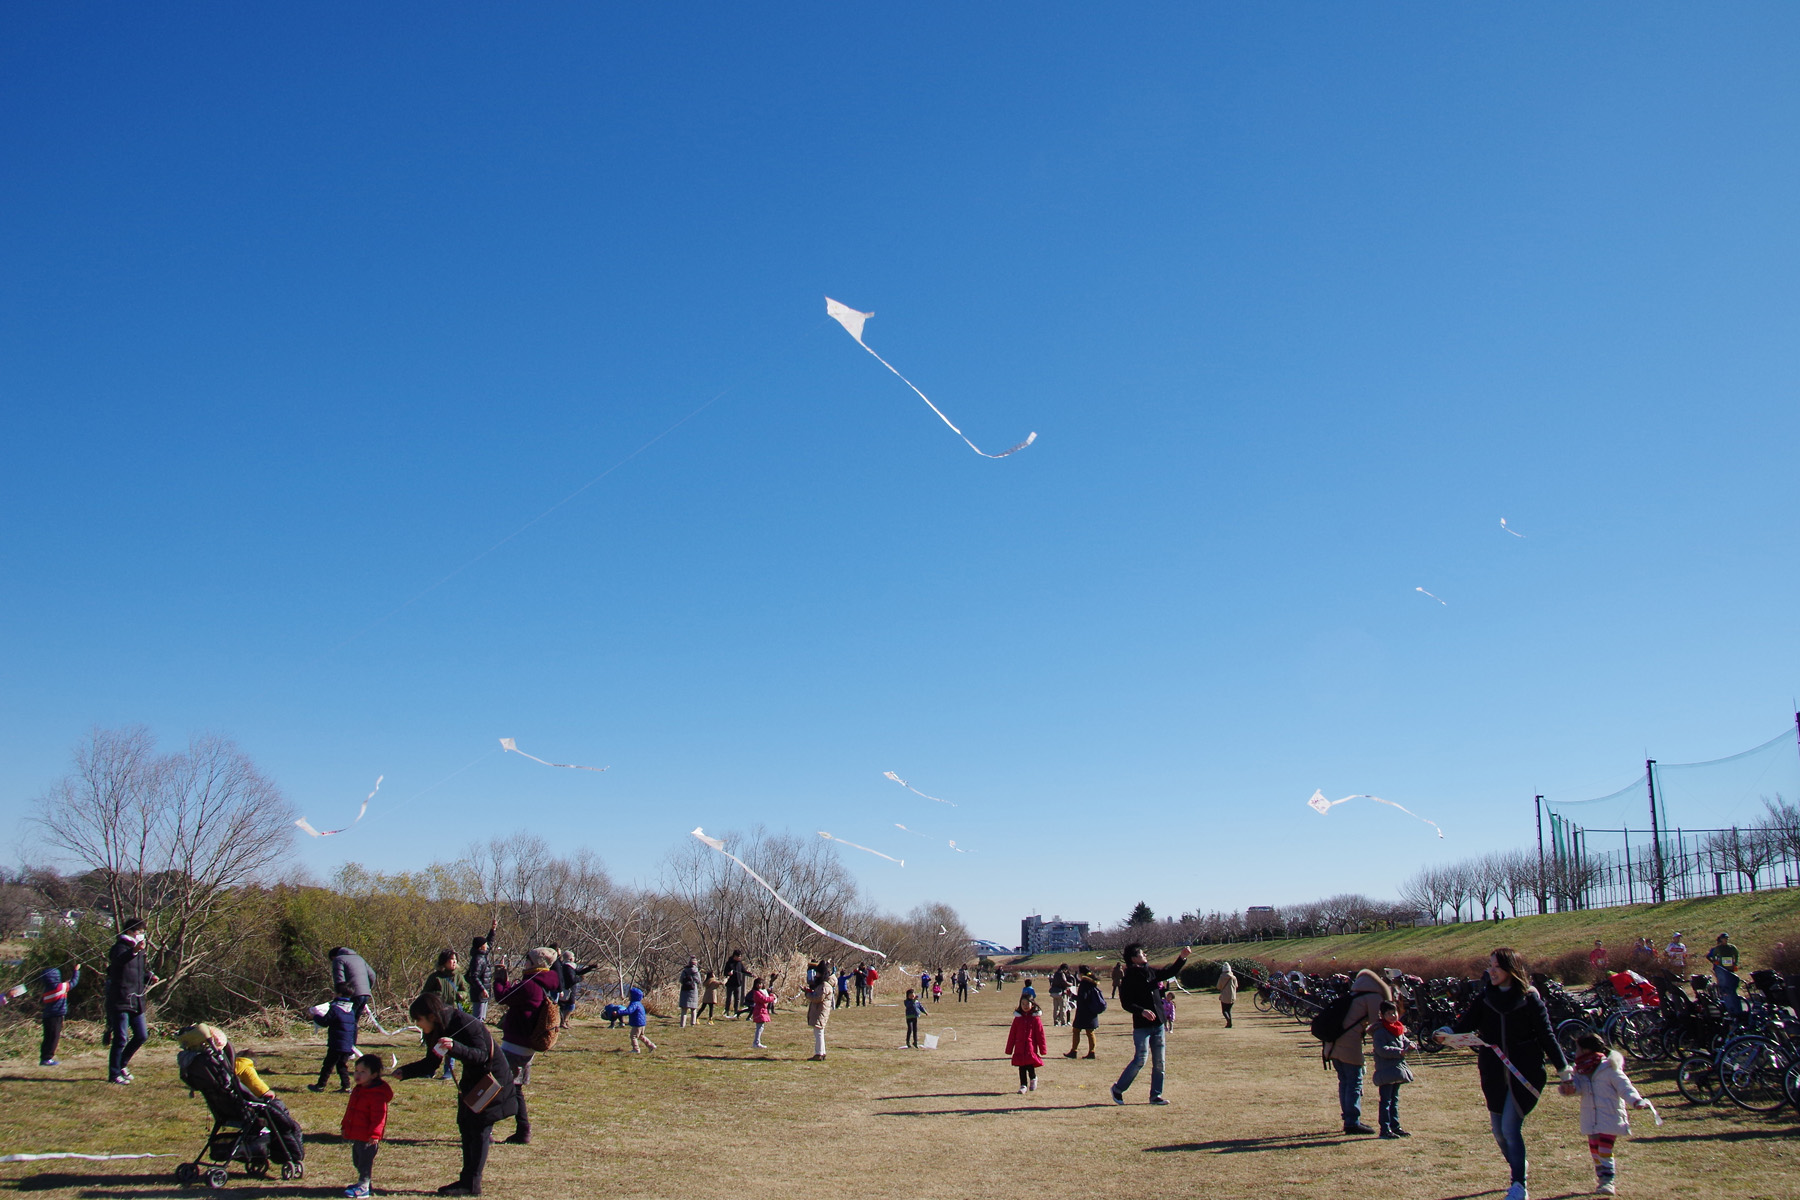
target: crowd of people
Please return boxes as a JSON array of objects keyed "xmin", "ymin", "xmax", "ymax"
[{"xmin": 3, "ymin": 921, "xmax": 1784, "ymax": 1199}]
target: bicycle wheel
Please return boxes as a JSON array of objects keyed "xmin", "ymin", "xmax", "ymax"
[
  {"xmin": 1675, "ymin": 1054, "xmax": 1720, "ymax": 1105},
  {"xmin": 1717, "ymin": 1036, "xmax": 1791, "ymax": 1114},
  {"xmin": 1253, "ymin": 990, "xmax": 1273, "ymax": 1013},
  {"xmin": 1784, "ymin": 1061, "xmax": 1800, "ymax": 1112},
  {"xmin": 1613, "ymin": 1010, "xmax": 1667, "ymax": 1062},
  {"xmin": 1556, "ymin": 1018, "xmax": 1597, "ymax": 1062}
]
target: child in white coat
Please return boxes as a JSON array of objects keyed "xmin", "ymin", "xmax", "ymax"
[{"xmin": 1559, "ymin": 1033, "xmax": 1653, "ymax": 1195}]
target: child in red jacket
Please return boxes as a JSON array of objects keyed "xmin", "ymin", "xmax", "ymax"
[
  {"xmin": 340, "ymin": 1053, "xmax": 392, "ymax": 1198},
  {"xmin": 1005, "ymin": 997, "xmax": 1047, "ymax": 1094}
]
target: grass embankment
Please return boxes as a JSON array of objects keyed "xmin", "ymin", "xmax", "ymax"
[
  {"xmin": 1, "ymin": 974, "xmax": 1794, "ymax": 1200},
  {"xmin": 1008, "ymin": 888, "xmax": 1800, "ymax": 976}
]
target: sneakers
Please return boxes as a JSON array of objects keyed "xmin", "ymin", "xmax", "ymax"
[
  {"xmin": 1379, "ymin": 1130, "xmax": 1398, "ymax": 1140},
  {"xmin": 1063, "ymin": 1051, "xmax": 1078, "ymax": 1059},
  {"xmin": 307, "ymin": 1084, "xmax": 326, "ymax": 1093},
  {"xmin": 1149, "ymin": 1097, "xmax": 1170, "ymax": 1106},
  {"xmin": 1109, "ymin": 1087, "xmax": 1124, "ymax": 1105},
  {"xmin": 437, "ymin": 1183, "xmax": 479, "ymax": 1196},
  {"xmin": 1344, "ymin": 1122, "xmax": 1376, "ymax": 1135},
  {"xmin": 1390, "ymin": 1128, "xmax": 1411, "ymax": 1138},
  {"xmin": 1018, "ymin": 1085, "xmax": 1028, "ymax": 1094},
  {"xmin": 344, "ymin": 1184, "xmax": 372, "ymax": 1198},
  {"xmin": 1503, "ymin": 1185, "xmax": 1528, "ymax": 1200},
  {"xmin": 1028, "ymin": 1079, "xmax": 1038, "ymax": 1092},
  {"xmin": 40, "ymin": 1059, "xmax": 59, "ymax": 1067},
  {"xmin": 502, "ymin": 1132, "xmax": 530, "ymax": 1145},
  {"xmin": 1595, "ymin": 1186, "xmax": 1616, "ymax": 1197},
  {"xmin": 109, "ymin": 1073, "xmax": 130, "ymax": 1085}
]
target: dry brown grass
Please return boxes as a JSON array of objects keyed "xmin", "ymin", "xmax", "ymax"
[{"xmin": 1, "ymin": 982, "xmax": 1794, "ymax": 1200}]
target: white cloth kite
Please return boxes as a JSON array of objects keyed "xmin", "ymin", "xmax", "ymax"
[
  {"xmin": 0, "ymin": 1152, "xmax": 172, "ymax": 1163},
  {"xmin": 692, "ymin": 828, "xmax": 885, "ymax": 958},
  {"xmin": 884, "ymin": 771, "xmax": 957, "ymax": 806},
  {"xmin": 1500, "ymin": 518, "xmax": 1525, "ymax": 537},
  {"xmin": 818, "ymin": 831, "xmax": 904, "ymax": 867},
  {"xmin": 895, "ymin": 823, "xmax": 970, "ymax": 852},
  {"xmin": 826, "ymin": 297, "xmax": 1036, "ymax": 459},
  {"xmin": 499, "ymin": 738, "xmax": 608, "ymax": 772},
  {"xmin": 295, "ymin": 776, "xmax": 383, "ymax": 838},
  {"xmin": 1307, "ymin": 790, "xmax": 1445, "ymax": 838},
  {"xmin": 1415, "ymin": 587, "xmax": 1447, "ymax": 605}
]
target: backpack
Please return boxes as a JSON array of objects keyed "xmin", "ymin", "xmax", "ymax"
[
  {"xmin": 1309, "ymin": 992, "xmax": 1357, "ymax": 1048},
  {"xmin": 527, "ymin": 978, "xmax": 560, "ymax": 1052}
]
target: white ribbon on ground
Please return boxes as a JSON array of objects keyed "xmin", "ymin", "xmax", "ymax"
[
  {"xmin": 499, "ymin": 738, "xmax": 608, "ymax": 772},
  {"xmin": 1, "ymin": 1153, "xmax": 172, "ymax": 1163},
  {"xmin": 295, "ymin": 776, "xmax": 383, "ymax": 838},
  {"xmin": 818, "ymin": 831, "xmax": 904, "ymax": 866},
  {"xmin": 691, "ymin": 828, "xmax": 885, "ymax": 958},
  {"xmin": 827, "ymin": 298, "xmax": 1036, "ymax": 459},
  {"xmin": 1307, "ymin": 790, "xmax": 1445, "ymax": 838}
]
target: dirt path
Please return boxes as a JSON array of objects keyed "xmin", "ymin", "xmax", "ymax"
[{"xmin": 2, "ymin": 981, "xmax": 1793, "ymax": 1199}]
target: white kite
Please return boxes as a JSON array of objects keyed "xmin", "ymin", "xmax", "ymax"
[
  {"xmin": 692, "ymin": 828, "xmax": 885, "ymax": 958},
  {"xmin": 896, "ymin": 823, "xmax": 970, "ymax": 853},
  {"xmin": 818, "ymin": 831, "xmax": 904, "ymax": 867},
  {"xmin": 499, "ymin": 738, "xmax": 608, "ymax": 772},
  {"xmin": 1307, "ymin": 789, "xmax": 1445, "ymax": 838},
  {"xmin": 885, "ymin": 771, "xmax": 957, "ymax": 806},
  {"xmin": 1500, "ymin": 518, "xmax": 1525, "ymax": 538},
  {"xmin": 295, "ymin": 776, "xmax": 383, "ymax": 838},
  {"xmin": 826, "ymin": 297, "xmax": 1037, "ymax": 459},
  {"xmin": 1415, "ymin": 587, "xmax": 1447, "ymax": 605}
]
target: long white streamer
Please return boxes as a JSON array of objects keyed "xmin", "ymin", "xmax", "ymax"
[
  {"xmin": 1415, "ymin": 587, "xmax": 1447, "ymax": 606},
  {"xmin": 691, "ymin": 828, "xmax": 885, "ymax": 958},
  {"xmin": 818, "ymin": 831, "xmax": 904, "ymax": 867},
  {"xmin": 826, "ymin": 298, "xmax": 1036, "ymax": 459},
  {"xmin": 1500, "ymin": 518, "xmax": 1525, "ymax": 538},
  {"xmin": 894, "ymin": 823, "xmax": 970, "ymax": 853},
  {"xmin": 295, "ymin": 776, "xmax": 383, "ymax": 838},
  {"xmin": 1307, "ymin": 790, "xmax": 1445, "ymax": 838},
  {"xmin": 884, "ymin": 771, "xmax": 957, "ymax": 806},
  {"xmin": 1, "ymin": 1153, "xmax": 172, "ymax": 1163},
  {"xmin": 499, "ymin": 738, "xmax": 608, "ymax": 772}
]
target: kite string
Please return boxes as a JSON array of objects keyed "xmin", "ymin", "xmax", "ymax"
[{"xmin": 692, "ymin": 831, "xmax": 885, "ymax": 958}]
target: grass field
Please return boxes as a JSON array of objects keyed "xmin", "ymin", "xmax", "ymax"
[
  {"xmin": 1007, "ymin": 888, "xmax": 1800, "ymax": 976},
  {"xmin": 2, "ymin": 973, "xmax": 1795, "ymax": 1200}
]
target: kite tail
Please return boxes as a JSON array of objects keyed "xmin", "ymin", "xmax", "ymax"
[{"xmin": 856, "ymin": 341, "xmax": 1035, "ymax": 460}]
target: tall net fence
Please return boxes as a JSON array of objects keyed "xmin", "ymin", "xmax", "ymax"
[{"xmin": 1539, "ymin": 721, "xmax": 1800, "ymax": 911}]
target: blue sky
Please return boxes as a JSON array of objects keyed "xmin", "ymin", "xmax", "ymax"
[{"xmin": 4, "ymin": 5, "xmax": 1797, "ymax": 941}]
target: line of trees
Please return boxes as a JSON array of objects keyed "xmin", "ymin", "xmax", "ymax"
[{"xmin": 10, "ymin": 727, "xmax": 972, "ymax": 1022}]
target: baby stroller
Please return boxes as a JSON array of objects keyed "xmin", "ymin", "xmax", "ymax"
[{"xmin": 174, "ymin": 1027, "xmax": 305, "ymax": 1188}]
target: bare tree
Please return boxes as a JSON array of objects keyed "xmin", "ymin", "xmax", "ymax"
[
  {"xmin": 33, "ymin": 728, "xmax": 293, "ymax": 1002},
  {"xmin": 1703, "ymin": 826, "xmax": 1777, "ymax": 893}
]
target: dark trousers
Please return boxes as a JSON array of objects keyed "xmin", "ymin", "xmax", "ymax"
[
  {"xmin": 1017, "ymin": 1065, "xmax": 1037, "ymax": 1086},
  {"xmin": 350, "ymin": 1141, "xmax": 377, "ymax": 1183},
  {"xmin": 455, "ymin": 1107, "xmax": 494, "ymax": 1191},
  {"xmin": 107, "ymin": 1007, "xmax": 147, "ymax": 1077},
  {"xmin": 957, "ymin": 984, "xmax": 968, "ymax": 1002},
  {"xmin": 1222, "ymin": 1002, "xmax": 1234, "ymax": 1026},
  {"xmin": 1377, "ymin": 1083, "xmax": 1402, "ymax": 1131},
  {"xmin": 41, "ymin": 1012, "xmax": 65, "ymax": 1062},
  {"xmin": 905, "ymin": 1017, "xmax": 919, "ymax": 1047},
  {"xmin": 725, "ymin": 980, "xmax": 743, "ymax": 1014},
  {"xmin": 855, "ymin": 982, "xmax": 867, "ymax": 1005},
  {"xmin": 503, "ymin": 1049, "xmax": 532, "ymax": 1137},
  {"xmin": 351, "ymin": 994, "xmax": 371, "ymax": 1026},
  {"xmin": 698, "ymin": 1000, "xmax": 714, "ymax": 1020},
  {"xmin": 317, "ymin": 1049, "xmax": 353, "ymax": 1089}
]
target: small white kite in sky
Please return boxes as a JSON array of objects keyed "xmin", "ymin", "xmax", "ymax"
[
  {"xmin": 499, "ymin": 738, "xmax": 608, "ymax": 772},
  {"xmin": 693, "ymin": 828, "xmax": 885, "ymax": 957},
  {"xmin": 826, "ymin": 297, "xmax": 1037, "ymax": 459},
  {"xmin": 1500, "ymin": 518, "xmax": 1525, "ymax": 538},
  {"xmin": 1307, "ymin": 789, "xmax": 1445, "ymax": 838},
  {"xmin": 1415, "ymin": 587, "xmax": 1447, "ymax": 605},
  {"xmin": 295, "ymin": 776, "xmax": 383, "ymax": 838},
  {"xmin": 818, "ymin": 831, "xmax": 904, "ymax": 867},
  {"xmin": 885, "ymin": 771, "xmax": 957, "ymax": 806}
]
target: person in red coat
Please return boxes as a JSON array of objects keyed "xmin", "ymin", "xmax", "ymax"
[
  {"xmin": 340, "ymin": 1053, "xmax": 393, "ymax": 1199},
  {"xmin": 1005, "ymin": 997, "xmax": 1048, "ymax": 1094}
]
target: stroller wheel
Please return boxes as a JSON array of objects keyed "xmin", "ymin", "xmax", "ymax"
[
  {"xmin": 207, "ymin": 1168, "xmax": 229, "ymax": 1189},
  {"xmin": 280, "ymin": 1163, "xmax": 294, "ymax": 1181},
  {"xmin": 175, "ymin": 1162, "xmax": 198, "ymax": 1185}
]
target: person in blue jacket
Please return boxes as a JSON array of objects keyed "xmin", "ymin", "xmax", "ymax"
[
  {"xmin": 308, "ymin": 986, "xmax": 360, "ymax": 1092},
  {"xmin": 624, "ymin": 986, "xmax": 657, "ymax": 1053},
  {"xmin": 39, "ymin": 963, "xmax": 81, "ymax": 1065}
]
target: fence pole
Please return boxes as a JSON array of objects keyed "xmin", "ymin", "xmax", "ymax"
[
  {"xmin": 1645, "ymin": 759, "xmax": 1666, "ymax": 904},
  {"xmin": 1535, "ymin": 795, "xmax": 1547, "ymax": 915}
]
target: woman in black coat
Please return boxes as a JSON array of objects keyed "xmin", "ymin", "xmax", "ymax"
[
  {"xmin": 1438, "ymin": 948, "xmax": 1571, "ymax": 1200},
  {"xmin": 398, "ymin": 994, "xmax": 518, "ymax": 1196}
]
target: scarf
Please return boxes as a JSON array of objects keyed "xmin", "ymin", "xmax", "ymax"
[
  {"xmin": 1380, "ymin": 1018, "xmax": 1406, "ymax": 1036},
  {"xmin": 1575, "ymin": 1050, "xmax": 1605, "ymax": 1076}
]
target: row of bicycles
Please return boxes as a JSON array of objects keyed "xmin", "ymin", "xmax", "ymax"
[
  {"xmin": 1251, "ymin": 964, "xmax": 1800, "ymax": 1115},
  {"xmin": 1538, "ymin": 969, "xmax": 1799, "ymax": 1114}
]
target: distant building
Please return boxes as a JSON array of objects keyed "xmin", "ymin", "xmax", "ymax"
[{"xmin": 1020, "ymin": 914, "xmax": 1089, "ymax": 955}]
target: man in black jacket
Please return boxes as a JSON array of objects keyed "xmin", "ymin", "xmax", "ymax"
[
  {"xmin": 723, "ymin": 951, "xmax": 747, "ymax": 1017},
  {"xmin": 105, "ymin": 918, "xmax": 157, "ymax": 1084},
  {"xmin": 1109, "ymin": 941, "xmax": 1190, "ymax": 1106}
]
